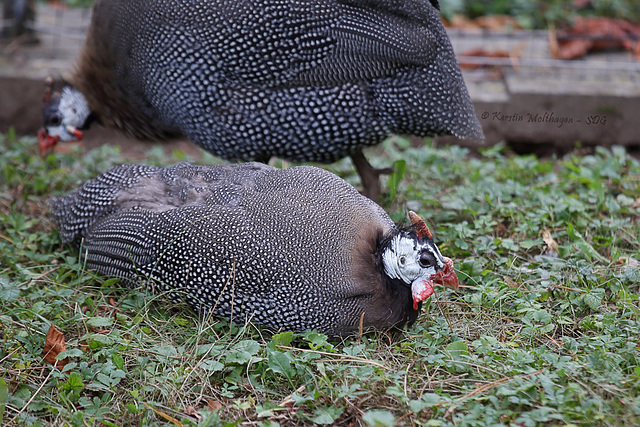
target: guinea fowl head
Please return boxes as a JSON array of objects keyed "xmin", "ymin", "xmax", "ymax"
[
  {"xmin": 38, "ymin": 83, "xmax": 92, "ymax": 156},
  {"xmin": 380, "ymin": 211, "xmax": 459, "ymax": 310}
]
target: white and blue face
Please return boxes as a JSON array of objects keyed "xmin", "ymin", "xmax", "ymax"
[
  {"xmin": 382, "ymin": 233, "xmax": 448, "ymax": 309},
  {"xmin": 382, "ymin": 233, "xmax": 445, "ymax": 284},
  {"xmin": 42, "ymin": 87, "xmax": 91, "ymax": 142}
]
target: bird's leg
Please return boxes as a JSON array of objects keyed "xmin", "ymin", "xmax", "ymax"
[
  {"xmin": 254, "ymin": 155, "xmax": 271, "ymax": 164},
  {"xmin": 350, "ymin": 150, "xmax": 393, "ymax": 202}
]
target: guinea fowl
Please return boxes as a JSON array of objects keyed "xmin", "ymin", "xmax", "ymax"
[
  {"xmin": 39, "ymin": 0, "xmax": 483, "ymax": 200},
  {"xmin": 49, "ymin": 163, "xmax": 459, "ymax": 336}
]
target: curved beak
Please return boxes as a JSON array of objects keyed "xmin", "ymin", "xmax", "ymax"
[
  {"xmin": 410, "ymin": 257, "xmax": 459, "ymax": 310},
  {"xmin": 37, "ymin": 125, "xmax": 83, "ymax": 156}
]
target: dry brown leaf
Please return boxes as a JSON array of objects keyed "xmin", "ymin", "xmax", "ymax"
[
  {"xmin": 42, "ymin": 324, "xmax": 68, "ymax": 369},
  {"xmin": 542, "ymin": 230, "xmax": 559, "ymax": 254},
  {"xmin": 632, "ymin": 197, "xmax": 640, "ymax": 208},
  {"xmin": 444, "ymin": 14, "xmax": 521, "ymax": 31},
  {"xmin": 494, "ymin": 222, "xmax": 509, "ymax": 238},
  {"xmin": 504, "ymin": 277, "xmax": 520, "ymax": 289},
  {"xmin": 206, "ymin": 399, "xmax": 223, "ymax": 411},
  {"xmin": 556, "ymin": 39, "xmax": 593, "ymax": 60},
  {"xmin": 459, "ymin": 48, "xmax": 511, "ymax": 69}
]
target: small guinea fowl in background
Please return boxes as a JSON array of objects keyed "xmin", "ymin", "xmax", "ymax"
[
  {"xmin": 39, "ymin": 0, "xmax": 483, "ymax": 200},
  {"xmin": 49, "ymin": 163, "xmax": 459, "ymax": 336}
]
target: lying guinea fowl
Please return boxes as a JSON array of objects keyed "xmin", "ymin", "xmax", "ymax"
[
  {"xmin": 39, "ymin": 0, "xmax": 483, "ymax": 199},
  {"xmin": 49, "ymin": 163, "xmax": 459, "ymax": 336}
]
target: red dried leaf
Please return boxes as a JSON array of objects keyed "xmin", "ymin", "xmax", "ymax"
[
  {"xmin": 554, "ymin": 17, "xmax": 640, "ymax": 59},
  {"xmin": 555, "ymin": 39, "xmax": 593, "ymax": 59},
  {"xmin": 459, "ymin": 48, "xmax": 512, "ymax": 69},
  {"xmin": 42, "ymin": 324, "xmax": 68, "ymax": 369}
]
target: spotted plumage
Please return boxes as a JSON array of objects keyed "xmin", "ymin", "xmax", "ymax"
[
  {"xmin": 40, "ymin": 0, "xmax": 482, "ymax": 198},
  {"xmin": 49, "ymin": 163, "xmax": 459, "ymax": 336}
]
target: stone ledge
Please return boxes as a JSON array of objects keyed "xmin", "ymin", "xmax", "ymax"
[{"xmin": 1, "ymin": 5, "xmax": 638, "ymax": 150}]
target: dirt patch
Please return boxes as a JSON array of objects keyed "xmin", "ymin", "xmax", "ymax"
[{"xmin": 0, "ymin": 77, "xmax": 44, "ymax": 136}]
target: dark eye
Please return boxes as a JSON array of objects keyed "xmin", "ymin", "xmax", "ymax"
[
  {"xmin": 418, "ymin": 250, "xmax": 436, "ymax": 268},
  {"xmin": 48, "ymin": 114, "xmax": 62, "ymax": 126}
]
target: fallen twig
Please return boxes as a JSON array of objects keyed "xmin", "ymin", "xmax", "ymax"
[
  {"xmin": 276, "ymin": 345, "xmax": 391, "ymax": 370},
  {"xmin": 549, "ymin": 284, "xmax": 586, "ymax": 293},
  {"xmin": 455, "ymin": 369, "xmax": 545, "ymax": 402}
]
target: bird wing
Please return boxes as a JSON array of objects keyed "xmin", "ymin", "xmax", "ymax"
[
  {"xmin": 48, "ymin": 162, "xmax": 273, "ymax": 243},
  {"xmin": 289, "ymin": 0, "xmax": 443, "ymax": 86},
  {"xmin": 48, "ymin": 164, "xmax": 162, "ymax": 243},
  {"xmin": 185, "ymin": 0, "xmax": 442, "ymax": 87},
  {"xmin": 77, "ymin": 205, "xmax": 244, "ymax": 290},
  {"xmin": 99, "ymin": 0, "xmax": 444, "ymax": 89}
]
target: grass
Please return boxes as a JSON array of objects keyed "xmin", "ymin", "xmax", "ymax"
[{"xmin": 1, "ymin": 130, "xmax": 639, "ymax": 426}]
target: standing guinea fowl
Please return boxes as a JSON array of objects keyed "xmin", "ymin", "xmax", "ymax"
[
  {"xmin": 39, "ymin": 0, "xmax": 483, "ymax": 199},
  {"xmin": 49, "ymin": 163, "xmax": 459, "ymax": 336}
]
